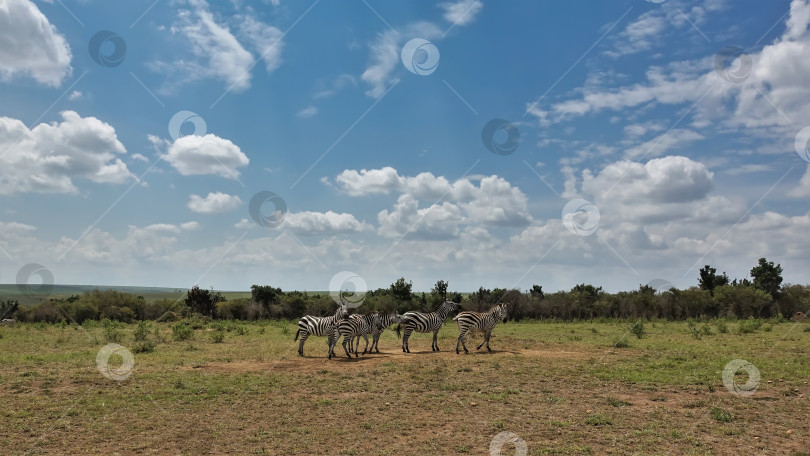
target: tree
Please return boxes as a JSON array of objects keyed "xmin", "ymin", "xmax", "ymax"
[
  {"xmin": 0, "ymin": 300, "xmax": 19, "ymax": 320},
  {"xmin": 251, "ymin": 285, "xmax": 282, "ymax": 311},
  {"xmin": 698, "ymin": 265, "xmax": 729, "ymax": 295},
  {"xmin": 750, "ymin": 257, "xmax": 783, "ymax": 299},
  {"xmin": 530, "ymin": 285, "xmax": 544, "ymax": 300},
  {"xmin": 185, "ymin": 286, "xmax": 217, "ymax": 317},
  {"xmin": 431, "ymin": 280, "xmax": 448, "ymax": 302},
  {"xmin": 390, "ymin": 277, "xmax": 413, "ymax": 303}
]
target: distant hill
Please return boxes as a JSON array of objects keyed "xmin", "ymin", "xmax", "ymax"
[{"xmin": 0, "ymin": 284, "xmax": 250, "ymax": 306}]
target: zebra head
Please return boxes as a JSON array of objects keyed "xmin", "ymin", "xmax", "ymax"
[
  {"xmin": 335, "ymin": 302, "xmax": 349, "ymax": 321},
  {"xmin": 498, "ymin": 302, "xmax": 508, "ymax": 323}
]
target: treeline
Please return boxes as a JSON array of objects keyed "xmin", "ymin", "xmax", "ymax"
[{"xmin": 2, "ymin": 258, "xmax": 808, "ymax": 324}]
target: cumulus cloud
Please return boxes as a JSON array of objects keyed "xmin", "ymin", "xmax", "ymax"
[
  {"xmin": 159, "ymin": 134, "xmax": 249, "ymax": 179},
  {"xmin": 0, "ymin": 111, "xmax": 133, "ymax": 194},
  {"xmin": 187, "ymin": 192, "xmax": 242, "ymax": 214},
  {"xmin": 0, "ymin": 0, "xmax": 72, "ymax": 86},
  {"xmin": 788, "ymin": 163, "xmax": 810, "ymax": 198},
  {"xmin": 331, "ymin": 167, "xmax": 531, "ymax": 239},
  {"xmin": 282, "ymin": 211, "xmax": 371, "ymax": 235}
]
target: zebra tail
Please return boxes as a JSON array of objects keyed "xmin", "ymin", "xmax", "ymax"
[
  {"xmin": 294, "ymin": 328, "xmax": 300, "ymax": 341},
  {"xmin": 395, "ymin": 324, "xmax": 401, "ymax": 339}
]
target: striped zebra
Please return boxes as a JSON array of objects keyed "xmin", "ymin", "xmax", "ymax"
[
  {"xmin": 398, "ymin": 300, "xmax": 460, "ymax": 353},
  {"xmin": 295, "ymin": 302, "xmax": 348, "ymax": 357},
  {"xmin": 331, "ymin": 312, "xmax": 377, "ymax": 359},
  {"xmin": 454, "ymin": 302, "xmax": 508, "ymax": 354},
  {"xmin": 347, "ymin": 311, "xmax": 402, "ymax": 354}
]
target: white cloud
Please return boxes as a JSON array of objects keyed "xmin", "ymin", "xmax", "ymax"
[
  {"xmin": 68, "ymin": 90, "xmax": 83, "ymax": 101},
  {"xmin": 154, "ymin": 0, "xmax": 283, "ymax": 92},
  {"xmin": 529, "ymin": 0, "xmax": 810, "ymax": 141},
  {"xmin": 238, "ymin": 15, "xmax": 283, "ymax": 73},
  {"xmin": 130, "ymin": 153, "xmax": 149, "ymax": 163},
  {"xmin": 160, "ymin": 133, "xmax": 249, "ymax": 179},
  {"xmin": 296, "ymin": 106, "xmax": 318, "ymax": 118},
  {"xmin": 378, "ymin": 194, "xmax": 463, "ymax": 240},
  {"xmin": 0, "ymin": 0, "xmax": 72, "ymax": 86},
  {"xmin": 361, "ymin": 21, "xmax": 442, "ymax": 98},
  {"xmin": 440, "ymin": 0, "xmax": 483, "ymax": 27},
  {"xmin": 234, "ymin": 218, "xmax": 255, "ymax": 229},
  {"xmin": 788, "ymin": 163, "xmax": 810, "ymax": 197},
  {"xmin": 332, "ymin": 167, "xmax": 531, "ymax": 239},
  {"xmin": 180, "ymin": 221, "xmax": 200, "ymax": 230},
  {"xmin": 624, "ymin": 129, "xmax": 704, "ymax": 160},
  {"xmin": 0, "ymin": 111, "xmax": 133, "ymax": 194},
  {"xmin": 282, "ymin": 211, "xmax": 371, "ymax": 235},
  {"xmin": 187, "ymin": 192, "xmax": 242, "ymax": 214}
]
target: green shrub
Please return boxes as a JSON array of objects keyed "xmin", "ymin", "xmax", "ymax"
[
  {"xmin": 736, "ymin": 318, "xmax": 763, "ymax": 334},
  {"xmin": 102, "ymin": 318, "xmax": 124, "ymax": 343},
  {"xmin": 613, "ymin": 338, "xmax": 629, "ymax": 348},
  {"xmin": 211, "ymin": 331, "xmax": 225, "ymax": 343},
  {"xmin": 630, "ymin": 320, "xmax": 645, "ymax": 339},
  {"xmin": 715, "ymin": 320, "xmax": 728, "ymax": 334},
  {"xmin": 133, "ymin": 340, "xmax": 156, "ymax": 353},
  {"xmin": 687, "ymin": 320, "xmax": 701, "ymax": 340},
  {"xmin": 134, "ymin": 321, "xmax": 151, "ymax": 342},
  {"xmin": 172, "ymin": 323, "xmax": 194, "ymax": 341},
  {"xmin": 710, "ymin": 407, "xmax": 732, "ymax": 422}
]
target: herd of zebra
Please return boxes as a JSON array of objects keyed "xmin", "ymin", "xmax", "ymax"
[{"xmin": 294, "ymin": 300, "xmax": 509, "ymax": 359}]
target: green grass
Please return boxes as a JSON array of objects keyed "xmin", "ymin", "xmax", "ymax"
[{"xmin": 0, "ymin": 319, "xmax": 807, "ymax": 455}]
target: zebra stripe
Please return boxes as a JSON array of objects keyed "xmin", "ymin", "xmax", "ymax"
[
  {"xmin": 399, "ymin": 301, "xmax": 460, "ymax": 353},
  {"xmin": 295, "ymin": 303, "xmax": 348, "ymax": 357},
  {"xmin": 454, "ymin": 303, "xmax": 508, "ymax": 354},
  {"xmin": 349, "ymin": 311, "xmax": 402, "ymax": 354},
  {"xmin": 331, "ymin": 312, "xmax": 376, "ymax": 359}
]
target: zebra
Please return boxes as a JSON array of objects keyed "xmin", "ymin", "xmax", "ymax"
[
  {"xmin": 398, "ymin": 300, "xmax": 460, "ymax": 353},
  {"xmin": 331, "ymin": 312, "xmax": 377, "ymax": 359},
  {"xmin": 295, "ymin": 302, "xmax": 348, "ymax": 357},
  {"xmin": 0, "ymin": 318, "xmax": 16, "ymax": 326},
  {"xmin": 454, "ymin": 302, "xmax": 508, "ymax": 354},
  {"xmin": 347, "ymin": 311, "xmax": 402, "ymax": 354}
]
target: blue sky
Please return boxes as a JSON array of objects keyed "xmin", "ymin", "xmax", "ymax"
[{"xmin": 1, "ymin": 0, "xmax": 809, "ymax": 293}]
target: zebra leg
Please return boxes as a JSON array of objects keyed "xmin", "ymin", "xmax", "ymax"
[
  {"xmin": 372, "ymin": 331, "xmax": 380, "ymax": 353},
  {"xmin": 432, "ymin": 330, "xmax": 440, "ymax": 351},
  {"xmin": 342, "ymin": 336, "xmax": 353, "ymax": 359},
  {"xmin": 476, "ymin": 334, "xmax": 486, "ymax": 351},
  {"xmin": 298, "ymin": 332, "xmax": 309, "ymax": 356},
  {"xmin": 360, "ymin": 334, "xmax": 369, "ymax": 356},
  {"xmin": 485, "ymin": 331, "xmax": 493, "ymax": 352},
  {"xmin": 402, "ymin": 328, "xmax": 411, "ymax": 353}
]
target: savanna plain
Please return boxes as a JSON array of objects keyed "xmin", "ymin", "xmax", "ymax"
[{"xmin": 1, "ymin": 318, "xmax": 808, "ymax": 455}]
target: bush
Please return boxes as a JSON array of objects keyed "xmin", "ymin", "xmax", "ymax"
[
  {"xmin": 102, "ymin": 319, "xmax": 124, "ymax": 343},
  {"xmin": 613, "ymin": 337, "xmax": 630, "ymax": 348},
  {"xmin": 133, "ymin": 340, "xmax": 156, "ymax": 353},
  {"xmin": 134, "ymin": 321, "xmax": 151, "ymax": 342},
  {"xmin": 630, "ymin": 320, "xmax": 645, "ymax": 339},
  {"xmin": 172, "ymin": 323, "xmax": 194, "ymax": 341},
  {"xmin": 211, "ymin": 331, "xmax": 225, "ymax": 343},
  {"xmin": 687, "ymin": 320, "xmax": 702, "ymax": 340},
  {"xmin": 736, "ymin": 318, "xmax": 763, "ymax": 334},
  {"xmin": 715, "ymin": 320, "xmax": 728, "ymax": 334}
]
